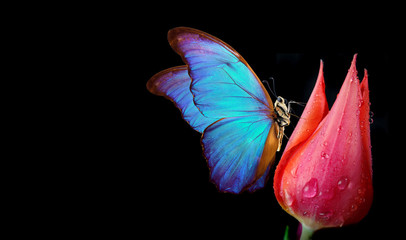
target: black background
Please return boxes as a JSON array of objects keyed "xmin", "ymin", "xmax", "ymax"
[{"xmin": 79, "ymin": 4, "xmax": 398, "ymax": 239}]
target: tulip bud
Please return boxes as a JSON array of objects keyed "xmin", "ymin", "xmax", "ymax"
[{"xmin": 274, "ymin": 55, "xmax": 373, "ymax": 233}]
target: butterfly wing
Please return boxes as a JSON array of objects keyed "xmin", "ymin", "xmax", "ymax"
[
  {"xmin": 147, "ymin": 65, "xmax": 219, "ymax": 133},
  {"xmin": 202, "ymin": 115, "xmax": 279, "ymax": 193},
  {"xmin": 168, "ymin": 27, "xmax": 279, "ymax": 193},
  {"xmin": 169, "ymin": 27, "xmax": 274, "ymax": 118}
]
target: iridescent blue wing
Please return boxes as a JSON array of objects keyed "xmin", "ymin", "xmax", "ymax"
[
  {"xmin": 147, "ymin": 66, "xmax": 219, "ymax": 133},
  {"xmin": 168, "ymin": 27, "xmax": 279, "ymax": 193},
  {"xmin": 202, "ymin": 115, "xmax": 279, "ymax": 193},
  {"xmin": 169, "ymin": 27, "xmax": 274, "ymax": 118}
]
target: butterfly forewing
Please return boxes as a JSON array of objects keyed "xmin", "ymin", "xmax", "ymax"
[{"xmin": 168, "ymin": 27, "xmax": 274, "ymax": 118}]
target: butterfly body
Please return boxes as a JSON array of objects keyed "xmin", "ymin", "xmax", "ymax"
[
  {"xmin": 147, "ymin": 27, "xmax": 291, "ymax": 193},
  {"xmin": 274, "ymin": 96, "xmax": 291, "ymax": 151}
]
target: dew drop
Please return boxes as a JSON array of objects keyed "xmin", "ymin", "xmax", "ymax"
[
  {"xmin": 347, "ymin": 132, "xmax": 353, "ymax": 144},
  {"xmin": 319, "ymin": 210, "xmax": 334, "ymax": 220},
  {"xmin": 369, "ymin": 111, "xmax": 374, "ymax": 124},
  {"xmin": 302, "ymin": 178, "xmax": 318, "ymax": 198},
  {"xmin": 279, "ymin": 190, "xmax": 284, "ymax": 199},
  {"xmin": 340, "ymin": 155, "xmax": 346, "ymax": 164},
  {"xmin": 290, "ymin": 166, "xmax": 298, "ymax": 177},
  {"xmin": 321, "ymin": 151, "xmax": 330, "ymax": 159},
  {"xmin": 335, "ymin": 216, "xmax": 345, "ymax": 227},
  {"xmin": 337, "ymin": 177, "xmax": 349, "ymax": 190},
  {"xmin": 284, "ymin": 190, "xmax": 294, "ymax": 206},
  {"xmin": 358, "ymin": 100, "xmax": 364, "ymax": 108},
  {"xmin": 357, "ymin": 187, "xmax": 366, "ymax": 195}
]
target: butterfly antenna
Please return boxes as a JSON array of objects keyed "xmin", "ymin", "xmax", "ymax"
[
  {"xmin": 271, "ymin": 77, "xmax": 277, "ymax": 96},
  {"xmin": 290, "ymin": 112, "xmax": 300, "ymax": 119},
  {"xmin": 288, "ymin": 100, "xmax": 306, "ymax": 112},
  {"xmin": 289, "ymin": 100, "xmax": 306, "ymax": 107},
  {"xmin": 262, "ymin": 77, "xmax": 278, "ymax": 98}
]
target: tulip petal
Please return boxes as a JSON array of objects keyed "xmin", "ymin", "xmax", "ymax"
[
  {"xmin": 307, "ymin": 54, "xmax": 372, "ymax": 226},
  {"xmin": 285, "ymin": 60, "xmax": 329, "ymax": 152},
  {"xmin": 360, "ymin": 69, "xmax": 372, "ymax": 176},
  {"xmin": 274, "ymin": 60, "xmax": 328, "ymax": 208}
]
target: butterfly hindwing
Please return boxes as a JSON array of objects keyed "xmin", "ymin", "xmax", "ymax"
[
  {"xmin": 147, "ymin": 66, "xmax": 219, "ymax": 133},
  {"xmin": 202, "ymin": 114, "xmax": 278, "ymax": 193}
]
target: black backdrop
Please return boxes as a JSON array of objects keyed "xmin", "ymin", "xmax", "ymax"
[{"xmin": 84, "ymin": 6, "xmax": 397, "ymax": 239}]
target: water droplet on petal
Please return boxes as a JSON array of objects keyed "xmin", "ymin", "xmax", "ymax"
[
  {"xmin": 321, "ymin": 151, "xmax": 330, "ymax": 159},
  {"xmin": 303, "ymin": 178, "xmax": 318, "ymax": 198},
  {"xmin": 347, "ymin": 132, "xmax": 353, "ymax": 144},
  {"xmin": 335, "ymin": 216, "xmax": 345, "ymax": 227},
  {"xmin": 284, "ymin": 190, "xmax": 294, "ymax": 206},
  {"xmin": 369, "ymin": 112, "xmax": 374, "ymax": 124},
  {"xmin": 290, "ymin": 167, "xmax": 298, "ymax": 177},
  {"xmin": 337, "ymin": 177, "xmax": 349, "ymax": 190},
  {"xmin": 340, "ymin": 155, "xmax": 346, "ymax": 164},
  {"xmin": 357, "ymin": 187, "xmax": 366, "ymax": 195},
  {"xmin": 319, "ymin": 210, "xmax": 334, "ymax": 220}
]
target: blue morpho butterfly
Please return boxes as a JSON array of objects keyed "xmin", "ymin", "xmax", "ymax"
[{"xmin": 147, "ymin": 27, "xmax": 292, "ymax": 194}]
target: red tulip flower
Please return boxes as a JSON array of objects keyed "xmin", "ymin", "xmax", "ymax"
[{"xmin": 274, "ymin": 55, "xmax": 373, "ymax": 237}]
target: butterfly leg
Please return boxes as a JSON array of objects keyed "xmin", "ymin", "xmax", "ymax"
[{"xmin": 276, "ymin": 124, "xmax": 284, "ymax": 152}]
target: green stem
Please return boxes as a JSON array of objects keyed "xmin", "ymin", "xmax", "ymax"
[
  {"xmin": 283, "ymin": 225, "xmax": 290, "ymax": 240},
  {"xmin": 299, "ymin": 223, "xmax": 314, "ymax": 240}
]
